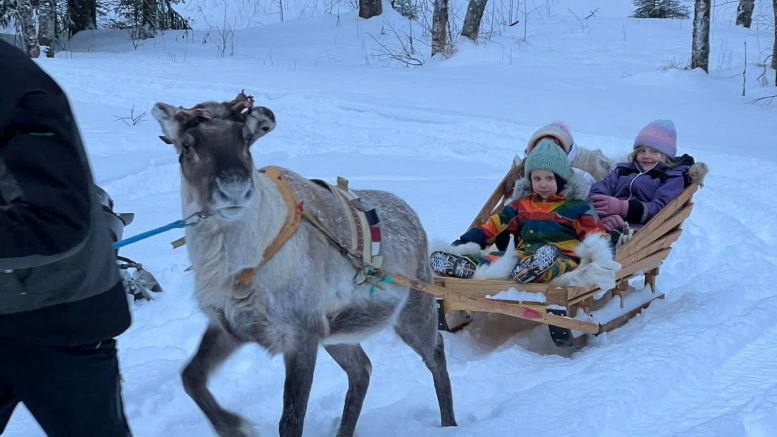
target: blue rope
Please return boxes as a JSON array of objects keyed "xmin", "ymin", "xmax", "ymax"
[{"xmin": 112, "ymin": 212, "xmax": 204, "ymax": 249}]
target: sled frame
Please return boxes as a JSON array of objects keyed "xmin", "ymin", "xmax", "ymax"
[{"xmin": 434, "ymin": 169, "xmax": 699, "ymax": 346}]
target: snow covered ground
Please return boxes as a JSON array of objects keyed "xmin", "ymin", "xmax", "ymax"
[{"xmin": 5, "ymin": 0, "xmax": 777, "ymax": 435}]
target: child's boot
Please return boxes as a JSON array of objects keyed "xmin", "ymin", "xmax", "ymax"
[
  {"xmin": 429, "ymin": 251, "xmax": 476, "ymax": 279},
  {"xmin": 511, "ymin": 245, "xmax": 560, "ymax": 283}
]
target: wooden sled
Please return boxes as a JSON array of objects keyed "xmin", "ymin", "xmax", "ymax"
[{"xmin": 430, "ymin": 171, "xmax": 700, "ymax": 347}]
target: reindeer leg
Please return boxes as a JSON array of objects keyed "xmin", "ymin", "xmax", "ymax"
[
  {"xmin": 324, "ymin": 344, "xmax": 372, "ymax": 437},
  {"xmin": 395, "ymin": 290, "xmax": 457, "ymax": 427},
  {"xmin": 182, "ymin": 323, "xmax": 252, "ymax": 437},
  {"xmin": 279, "ymin": 336, "xmax": 318, "ymax": 437}
]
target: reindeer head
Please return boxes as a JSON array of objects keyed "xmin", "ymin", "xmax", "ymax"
[{"xmin": 152, "ymin": 92, "xmax": 276, "ymax": 220}]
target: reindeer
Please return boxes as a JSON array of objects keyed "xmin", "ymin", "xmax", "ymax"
[{"xmin": 151, "ymin": 95, "xmax": 457, "ymax": 437}]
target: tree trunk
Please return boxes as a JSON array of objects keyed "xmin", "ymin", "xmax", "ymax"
[
  {"xmin": 736, "ymin": 0, "xmax": 755, "ymax": 27},
  {"xmin": 772, "ymin": 0, "xmax": 777, "ymax": 77},
  {"xmin": 38, "ymin": 0, "xmax": 56, "ymax": 56},
  {"xmin": 691, "ymin": 0, "xmax": 710, "ymax": 72},
  {"xmin": 359, "ymin": 0, "xmax": 382, "ymax": 19},
  {"xmin": 15, "ymin": 0, "xmax": 39, "ymax": 58},
  {"xmin": 431, "ymin": 0, "xmax": 449, "ymax": 57},
  {"xmin": 461, "ymin": 0, "xmax": 488, "ymax": 42},
  {"xmin": 67, "ymin": 0, "xmax": 97, "ymax": 36}
]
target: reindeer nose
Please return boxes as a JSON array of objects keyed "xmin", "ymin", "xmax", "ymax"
[{"xmin": 214, "ymin": 178, "xmax": 253, "ymax": 203}]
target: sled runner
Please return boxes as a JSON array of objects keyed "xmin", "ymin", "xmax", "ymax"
[{"xmin": 431, "ymin": 170, "xmax": 702, "ymax": 347}]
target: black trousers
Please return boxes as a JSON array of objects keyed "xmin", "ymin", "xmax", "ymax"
[{"xmin": 0, "ymin": 337, "xmax": 131, "ymax": 436}]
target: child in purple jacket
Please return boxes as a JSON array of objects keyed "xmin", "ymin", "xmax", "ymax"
[{"xmin": 588, "ymin": 120, "xmax": 694, "ymax": 236}]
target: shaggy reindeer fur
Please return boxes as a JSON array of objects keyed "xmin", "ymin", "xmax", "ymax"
[{"xmin": 152, "ymin": 97, "xmax": 456, "ymax": 437}]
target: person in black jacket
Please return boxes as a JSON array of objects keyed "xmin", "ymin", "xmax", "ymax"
[{"xmin": 0, "ymin": 41, "xmax": 132, "ymax": 436}]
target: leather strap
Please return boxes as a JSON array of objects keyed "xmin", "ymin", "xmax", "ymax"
[{"xmin": 236, "ymin": 166, "xmax": 303, "ymax": 286}]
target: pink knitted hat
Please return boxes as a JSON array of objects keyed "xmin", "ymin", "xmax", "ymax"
[
  {"xmin": 526, "ymin": 122, "xmax": 574, "ymax": 155},
  {"xmin": 633, "ymin": 119, "xmax": 677, "ymax": 158}
]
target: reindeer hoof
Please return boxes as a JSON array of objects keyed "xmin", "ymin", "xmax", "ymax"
[{"xmin": 215, "ymin": 412, "xmax": 256, "ymax": 437}]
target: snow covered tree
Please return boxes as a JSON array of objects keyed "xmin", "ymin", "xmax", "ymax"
[
  {"xmin": 16, "ymin": 0, "xmax": 40, "ymax": 57},
  {"xmin": 691, "ymin": 0, "xmax": 710, "ymax": 72},
  {"xmin": 633, "ymin": 0, "xmax": 690, "ymax": 19},
  {"xmin": 392, "ymin": 0, "xmax": 419, "ymax": 20},
  {"xmin": 736, "ymin": 0, "xmax": 755, "ymax": 27},
  {"xmin": 359, "ymin": 0, "xmax": 381, "ymax": 19},
  {"xmin": 431, "ymin": 0, "xmax": 449, "ymax": 56},
  {"xmin": 461, "ymin": 0, "xmax": 488, "ymax": 42}
]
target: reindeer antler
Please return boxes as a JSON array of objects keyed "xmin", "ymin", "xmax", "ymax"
[{"xmin": 228, "ymin": 90, "xmax": 255, "ymax": 113}]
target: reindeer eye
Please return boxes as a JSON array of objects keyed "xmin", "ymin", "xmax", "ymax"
[{"xmin": 182, "ymin": 141, "xmax": 192, "ymax": 152}]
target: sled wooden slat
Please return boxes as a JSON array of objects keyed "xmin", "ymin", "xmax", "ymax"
[
  {"xmin": 615, "ymin": 229, "xmax": 682, "ymax": 270},
  {"xmin": 469, "ymin": 172, "xmax": 512, "ymax": 229},
  {"xmin": 616, "ymin": 203, "xmax": 692, "ymax": 261},
  {"xmin": 430, "ymin": 170, "xmax": 701, "ymax": 345},
  {"xmin": 391, "ymin": 274, "xmax": 600, "ymax": 334},
  {"xmin": 442, "ymin": 298, "xmax": 547, "ymax": 315},
  {"xmin": 615, "ymin": 184, "xmax": 696, "ymax": 258},
  {"xmin": 434, "ymin": 277, "xmax": 589, "ymax": 295},
  {"xmin": 617, "ymin": 185, "xmax": 694, "ymax": 251},
  {"xmin": 616, "ymin": 248, "xmax": 671, "ymax": 281}
]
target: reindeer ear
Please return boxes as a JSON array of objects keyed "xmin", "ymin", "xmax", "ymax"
[
  {"xmin": 243, "ymin": 106, "xmax": 276, "ymax": 146},
  {"xmin": 152, "ymin": 102, "xmax": 182, "ymax": 142}
]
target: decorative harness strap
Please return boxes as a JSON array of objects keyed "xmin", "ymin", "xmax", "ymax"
[
  {"xmin": 319, "ymin": 177, "xmax": 383, "ymax": 270},
  {"xmin": 236, "ymin": 166, "xmax": 303, "ymax": 286}
]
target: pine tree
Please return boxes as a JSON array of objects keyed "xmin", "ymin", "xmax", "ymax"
[
  {"xmin": 114, "ymin": 0, "xmax": 189, "ymax": 41},
  {"xmin": 633, "ymin": 0, "xmax": 690, "ymax": 19}
]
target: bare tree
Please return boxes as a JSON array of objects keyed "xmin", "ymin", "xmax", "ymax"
[
  {"xmin": 736, "ymin": 0, "xmax": 755, "ymax": 27},
  {"xmin": 38, "ymin": 0, "xmax": 57, "ymax": 57},
  {"xmin": 15, "ymin": 0, "xmax": 39, "ymax": 58},
  {"xmin": 359, "ymin": 0, "xmax": 382, "ymax": 19},
  {"xmin": 691, "ymin": 0, "xmax": 710, "ymax": 72},
  {"xmin": 461, "ymin": 0, "xmax": 488, "ymax": 42},
  {"xmin": 432, "ymin": 0, "xmax": 449, "ymax": 56}
]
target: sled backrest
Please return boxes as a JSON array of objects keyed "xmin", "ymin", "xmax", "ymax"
[
  {"xmin": 613, "ymin": 183, "xmax": 698, "ymax": 279},
  {"xmin": 469, "ymin": 171, "xmax": 513, "ymax": 229}
]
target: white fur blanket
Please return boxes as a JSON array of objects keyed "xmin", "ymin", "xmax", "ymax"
[{"xmin": 462, "ymin": 234, "xmax": 620, "ymax": 297}]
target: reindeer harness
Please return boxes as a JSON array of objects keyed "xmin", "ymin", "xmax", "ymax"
[{"xmin": 235, "ymin": 166, "xmax": 384, "ymax": 286}]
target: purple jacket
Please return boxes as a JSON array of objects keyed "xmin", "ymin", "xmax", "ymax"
[{"xmin": 588, "ymin": 155, "xmax": 692, "ymax": 225}]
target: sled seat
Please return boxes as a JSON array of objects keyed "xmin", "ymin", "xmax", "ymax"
[{"xmin": 432, "ymin": 171, "xmax": 700, "ymax": 347}]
